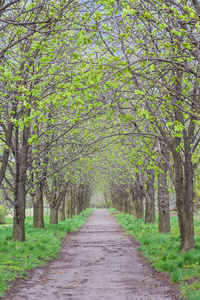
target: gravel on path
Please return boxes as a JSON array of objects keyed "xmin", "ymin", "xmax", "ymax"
[{"xmin": 4, "ymin": 209, "xmax": 179, "ymax": 300}]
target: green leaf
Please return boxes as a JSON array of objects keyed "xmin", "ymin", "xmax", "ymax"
[{"xmin": 19, "ymin": 122, "xmax": 24, "ymax": 131}]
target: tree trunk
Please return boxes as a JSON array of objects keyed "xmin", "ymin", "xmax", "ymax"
[
  {"xmin": 49, "ymin": 190, "xmax": 66, "ymax": 224},
  {"xmin": 158, "ymin": 171, "xmax": 170, "ymax": 233},
  {"xmin": 145, "ymin": 169, "xmax": 155, "ymax": 224},
  {"xmin": 79, "ymin": 192, "xmax": 83, "ymax": 213},
  {"xmin": 124, "ymin": 196, "xmax": 128, "ymax": 213},
  {"xmin": 173, "ymin": 139, "xmax": 195, "ymax": 251},
  {"xmin": 127, "ymin": 195, "xmax": 130, "ymax": 214},
  {"xmin": 59, "ymin": 196, "xmax": 65, "ymax": 221},
  {"xmin": 13, "ymin": 126, "xmax": 23, "ymax": 241},
  {"xmin": 117, "ymin": 196, "xmax": 120, "ymax": 211},
  {"xmin": 128, "ymin": 190, "xmax": 134, "ymax": 216},
  {"xmin": 13, "ymin": 204, "xmax": 25, "ymax": 241},
  {"xmin": 33, "ymin": 152, "xmax": 48, "ymax": 228},
  {"xmin": 78, "ymin": 185, "xmax": 85, "ymax": 213},
  {"xmin": 50, "ymin": 204, "xmax": 59, "ymax": 224},
  {"xmin": 71, "ymin": 189, "xmax": 76, "ymax": 216},
  {"xmin": 83, "ymin": 194, "xmax": 87, "ymax": 210},
  {"xmin": 158, "ymin": 146, "xmax": 170, "ymax": 233},
  {"xmin": 13, "ymin": 125, "xmax": 28, "ymax": 242},
  {"xmin": 135, "ymin": 189, "xmax": 144, "ymax": 219},
  {"xmin": 122, "ymin": 196, "xmax": 125, "ymax": 213},
  {"xmin": 120, "ymin": 195, "xmax": 123, "ymax": 211},
  {"xmin": 45, "ymin": 177, "xmax": 67, "ymax": 224},
  {"xmin": 66, "ymin": 190, "xmax": 72, "ymax": 218},
  {"xmin": 0, "ymin": 122, "xmax": 13, "ymax": 186},
  {"xmin": 13, "ymin": 178, "xmax": 26, "ymax": 242},
  {"xmin": 33, "ymin": 185, "xmax": 44, "ymax": 229},
  {"xmin": 77, "ymin": 192, "xmax": 80, "ymax": 215},
  {"xmin": 104, "ymin": 192, "xmax": 110, "ymax": 209}
]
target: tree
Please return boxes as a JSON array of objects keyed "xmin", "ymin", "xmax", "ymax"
[
  {"xmin": 0, "ymin": 0, "xmax": 90, "ymax": 240},
  {"xmin": 83, "ymin": 0, "xmax": 200, "ymax": 251}
]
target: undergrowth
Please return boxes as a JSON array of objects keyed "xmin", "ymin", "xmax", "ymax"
[
  {"xmin": 109, "ymin": 208, "xmax": 200, "ymax": 300},
  {"xmin": 0, "ymin": 208, "xmax": 93, "ymax": 297}
]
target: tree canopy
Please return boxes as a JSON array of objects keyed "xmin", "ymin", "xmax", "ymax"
[{"xmin": 0, "ymin": 0, "xmax": 200, "ymax": 251}]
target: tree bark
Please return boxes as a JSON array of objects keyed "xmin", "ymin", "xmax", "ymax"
[
  {"xmin": 0, "ymin": 122, "xmax": 13, "ymax": 186},
  {"xmin": 33, "ymin": 185, "xmax": 44, "ymax": 229},
  {"xmin": 104, "ymin": 192, "xmax": 110, "ymax": 209},
  {"xmin": 135, "ymin": 189, "xmax": 144, "ymax": 219},
  {"xmin": 13, "ymin": 178, "xmax": 26, "ymax": 242},
  {"xmin": 59, "ymin": 196, "xmax": 65, "ymax": 221},
  {"xmin": 32, "ymin": 150, "xmax": 48, "ymax": 228},
  {"xmin": 173, "ymin": 138, "xmax": 195, "ymax": 250},
  {"xmin": 124, "ymin": 195, "xmax": 128, "ymax": 213},
  {"xmin": 128, "ymin": 190, "xmax": 135, "ymax": 216},
  {"xmin": 71, "ymin": 188, "xmax": 76, "ymax": 216},
  {"xmin": 66, "ymin": 190, "xmax": 72, "ymax": 218},
  {"xmin": 158, "ymin": 145, "xmax": 170, "ymax": 233},
  {"xmin": 49, "ymin": 189, "xmax": 66, "ymax": 224},
  {"xmin": 13, "ymin": 124, "xmax": 29, "ymax": 241},
  {"xmin": 145, "ymin": 169, "xmax": 155, "ymax": 223},
  {"xmin": 45, "ymin": 177, "xmax": 67, "ymax": 224},
  {"xmin": 50, "ymin": 204, "xmax": 59, "ymax": 224}
]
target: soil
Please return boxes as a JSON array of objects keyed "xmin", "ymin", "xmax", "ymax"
[{"xmin": 3, "ymin": 209, "xmax": 180, "ymax": 300}]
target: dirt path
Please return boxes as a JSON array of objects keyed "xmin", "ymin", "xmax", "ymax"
[{"xmin": 5, "ymin": 209, "xmax": 179, "ymax": 300}]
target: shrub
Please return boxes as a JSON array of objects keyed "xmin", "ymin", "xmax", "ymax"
[{"xmin": 0, "ymin": 205, "xmax": 6, "ymax": 224}]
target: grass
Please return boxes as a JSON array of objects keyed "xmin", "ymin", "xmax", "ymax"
[
  {"xmin": 0, "ymin": 208, "xmax": 93, "ymax": 297},
  {"xmin": 109, "ymin": 208, "xmax": 200, "ymax": 300}
]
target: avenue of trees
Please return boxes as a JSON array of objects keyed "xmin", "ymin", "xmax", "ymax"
[{"xmin": 0, "ymin": 0, "xmax": 200, "ymax": 251}]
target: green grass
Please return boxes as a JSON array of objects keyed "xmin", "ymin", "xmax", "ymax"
[
  {"xmin": 0, "ymin": 217, "xmax": 13, "ymax": 226},
  {"xmin": 109, "ymin": 209, "xmax": 200, "ymax": 300},
  {"xmin": 0, "ymin": 208, "xmax": 93, "ymax": 297}
]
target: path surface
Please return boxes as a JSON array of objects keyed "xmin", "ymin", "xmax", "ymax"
[{"xmin": 6, "ymin": 210, "xmax": 176, "ymax": 300}]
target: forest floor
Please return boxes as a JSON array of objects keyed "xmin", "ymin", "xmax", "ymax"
[{"xmin": 3, "ymin": 209, "xmax": 180, "ymax": 300}]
